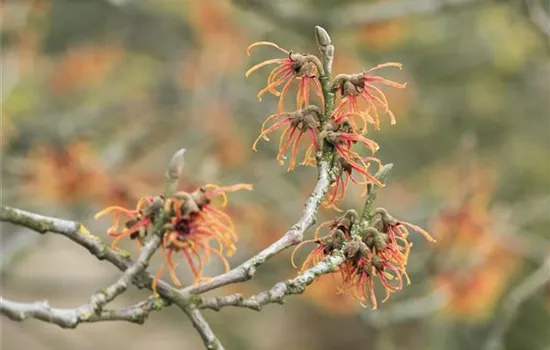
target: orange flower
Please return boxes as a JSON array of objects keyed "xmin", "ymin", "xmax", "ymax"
[
  {"xmin": 252, "ymin": 106, "xmax": 322, "ymax": 170},
  {"xmin": 291, "ymin": 230, "xmax": 347, "ymax": 273},
  {"xmin": 336, "ymin": 233, "xmax": 411, "ymax": 310},
  {"xmin": 332, "ymin": 63, "xmax": 406, "ymax": 131},
  {"xmin": 154, "ymin": 183, "xmax": 252, "ymax": 294},
  {"xmin": 246, "ymin": 42, "xmax": 323, "ymax": 113},
  {"xmin": 96, "ymin": 183, "xmax": 252, "ymax": 296},
  {"xmin": 299, "ymin": 209, "xmax": 435, "ymax": 309},
  {"xmin": 94, "ymin": 196, "xmax": 156, "ymax": 250}
]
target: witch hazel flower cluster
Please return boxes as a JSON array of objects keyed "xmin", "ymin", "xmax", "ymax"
[
  {"xmin": 246, "ymin": 32, "xmax": 435, "ymax": 309},
  {"xmin": 96, "ymin": 183, "xmax": 252, "ymax": 295}
]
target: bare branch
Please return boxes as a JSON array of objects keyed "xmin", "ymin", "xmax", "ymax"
[
  {"xmin": 525, "ymin": 0, "xmax": 550, "ymax": 37},
  {"xmin": 0, "ymin": 206, "xmax": 133, "ymax": 271},
  {"xmin": 234, "ymin": 0, "xmax": 489, "ymax": 32},
  {"xmin": 360, "ymin": 288, "xmax": 449, "ymax": 328},
  {"xmin": 180, "ymin": 160, "xmax": 332, "ymax": 295},
  {"xmin": 0, "ymin": 296, "xmax": 163, "ymax": 328},
  {"xmin": 328, "ymin": 0, "xmax": 489, "ymax": 27},
  {"xmin": 0, "ymin": 205, "xmax": 226, "ymax": 348},
  {"xmin": 87, "ymin": 235, "xmax": 163, "ymax": 311},
  {"xmin": 180, "ymin": 306, "xmax": 226, "ymax": 350},
  {"xmin": 0, "ymin": 205, "xmax": 165, "ymax": 323},
  {"xmin": 197, "ymin": 252, "xmax": 345, "ymax": 311},
  {"xmin": 484, "ymin": 255, "xmax": 550, "ymax": 350},
  {"xmin": 0, "ymin": 206, "xmax": 185, "ymax": 309}
]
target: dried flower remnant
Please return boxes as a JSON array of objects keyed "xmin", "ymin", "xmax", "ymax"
[
  {"xmin": 252, "ymin": 106, "xmax": 322, "ymax": 170},
  {"xmin": 246, "ymin": 42, "xmax": 324, "ymax": 112},
  {"xmin": 332, "ymin": 63, "xmax": 406, "ymax": 131},
  {"xmin": 96, "ymin": 183, "xmax": 252, "ymax": 295}
]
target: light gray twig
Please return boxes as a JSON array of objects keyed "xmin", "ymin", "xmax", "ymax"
[
  {"xmin": 87, "ymin": 235, "xmax": 163, "ymax": 311},
  {"xmin": 180, "ymin": 160, "xmax": 332, "ymax": 295},
  {"xmin": 197, "ymin": 252, "xmax": 345, "ymax": 311},
  {"xmin": 180, "ymin": 306, "xmax": 226, "ymax": 350},
  {"xmin": 0, "ymin": 296, "xmax": 163, "ymax": 328}
]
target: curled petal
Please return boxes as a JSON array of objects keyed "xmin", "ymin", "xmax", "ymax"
[{"xmin": 246, "ymin": 41, "xmax": 289, "ymax": 56}]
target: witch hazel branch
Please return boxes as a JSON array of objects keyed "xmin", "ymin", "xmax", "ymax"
[{"xmin": 0, "ymin": 27, "xmax": 435, "ymax": 350}]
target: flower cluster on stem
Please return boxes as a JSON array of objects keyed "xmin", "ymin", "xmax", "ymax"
[
  {"xmin": 246, "ymin": 31, "xmax": 435, "ymax": 309},
  {"xmin": 96, "ymin": 184, "xmax": 252, "ymax": 295}
]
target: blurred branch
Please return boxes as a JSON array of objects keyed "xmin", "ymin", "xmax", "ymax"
[
  {"xmin": 525, "ymin": 0, "xmax": 550, "ymax": 37},
  {"xmin": 360, "ymin": 288, "xmax": 449, "ymax": 328},
  {"xmin": 232, "ymin": 0, "xmax": 314, "ymax": 33},
  {"xmin": 484, "ymin": 254, "xmax": 550, "ymax": 350},
  {"xmin": 197, "ymin": 253, "xmax": 345, "ymax": 311},
  {"xmin": 327, "ymin": 0, "xmax": 489, "ymax": 27},
  {"xmin": 234, "ymin": 0, "xmax": 489, "ymax": 31},
  {"xmin": 180, "ymin": 160, "xmax": 332, "ymax": 295}
]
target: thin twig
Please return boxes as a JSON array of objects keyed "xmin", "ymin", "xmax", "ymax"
[
  {"xmin": 361, "ymin": 164, "xmax": 394, "ymax": 223},
  {"xmin": 0, "ymin": 296, "xmax": 163, "ymax": 328},
  {"xmin": 0, "ymin": 206, "xmax": 133, "ymax": 271},
  {"xmin": 197, "ymin": 252, "xmax": 345, "ymax": 311},
  {"xmin": 0, "ymin": 206, "xmax": 184, "ymax": 312},
  {"xmin": 87, "ymin": 235, "xmax": 163, "ymax": 311},
  {"xmin": 181, "ymin": 160, "xmax": 332, "ymax": 295}
]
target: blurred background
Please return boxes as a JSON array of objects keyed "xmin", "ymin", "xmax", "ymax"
[{"xmin": 1, "ymin": 0, "xmax": 549, "ymax": 349}]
